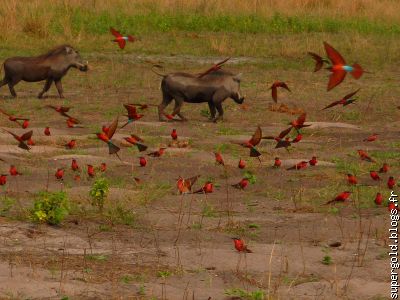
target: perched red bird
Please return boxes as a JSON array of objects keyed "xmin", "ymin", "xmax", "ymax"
[
  {"xmin": 389, "ymin": 202, "xmax": 398, "ymax": 212},
  {"xmin": 176, "ymin": 175, "xmax": 200, "ymax": 194},
  {"xmin": 322, "ymin": 89, "xmax": 359, "ymax": 110},
  {"xmin": 121, "ymin": 104, "xmax": 144, "ymax": 128},
  {"xmin": 0, "ymin": 174, "xmax": 7, "ymax": 186},
  {"xmin": 139, "ymin": 156, "xmax": 147, "ymax": 167},
  {"xmin": 55, "ymin": 168, "xmax": 64, "ymax": 180},
  {"xmin": 22, "ymin": 120, "xmax": 29, "ymax": 129},
  {"xmin": 71, "ymin": 159, "xmax": 79, "ymax": 171},
  {"xmin": 323, "ymin": 42, "xmax": 364, "ymax": 91},
  {"xmin": 232, "ymin": 238, "xmax": 252, "ymax": 253},
  {"xmin": 3, "ymin": 129, "xmax": 33, "ymax": 150},
  {"xmin": 87, "ymin": 165, "xmax": 95, "ymax": 178},
  {"xmin": 269, "ymin": 81, "xmax": 291, "ymax": 103},
  {"xmin": 370, "ymin": 171, "xmax": 380, "ymax": 181},
  {"xmin": 171, "ymin": 128, "xmax": 178, "ymax": 140},
  {"xmin": 193, "ymin": 181, "xmax": 213, "ymax": 194},
  {"xmin": 357, "ymin": 150, "xmax": 375, "ymax": 162},
  {"xmin": 325, "ymin": 191, "xmax": 351, "ymax": 205},
  {"xmin": 44, "ymin": 127, "xmax": 51, "ymax": 136},
  {"xmin": 0, "ymin": 108, "xmax": 29, "ymax": 127},
  {"xmin": 96, "ymin": 116, "xmax": 120, "ymax": 156},
  {"xmin": 308, "ymin": 52, "xmax": 330, "ymax": 72},
  {"xmin": 198, "ymin": 57, "xmax": 230, "ymax": 78},
  {"xmin": 232, "ymin": 178, "xmax": 249, "ymax": 190},
  {"xmin": 110, "ymin": 27, "xmax": 137, "ymax": 49},
  {"xmin": 9, "ymin": 165, "xmax": 21, "ymax": 176},
  {"xmin": 232, "ymin": 126, "xmax": 262, "ymax": 159},
  {"xmin": 238, "ymin": 159, "xmax": 246, "ymax": 169},
  {"xmin": 287, "ymin": 161, "xmax": 308, "ymax": 170},
  {"xmin": 65, "ymin": 139, "xmax": 76, "ymax": 149},
  {"xmin": 124, "ymin": 134, "xmax": 147, "ymax": 152},
  {"xmin": 388, "ymin": 176, "xmax": 396, "ymax": 189},
  {"xmin": 375, "ymin": 193, "xmax": 383, "ymax": 205},
  {"xmin": 273, "ymin": 157, "xmax": 281, "ymax": 168},
  {"xmin": 347, "ymin": 174, "xmax": 358, "ymax": 185},
  {"xmin": 363, "ymin": 133, "xmax": 378, "ymax": 142},
  {"xmin": 100, "ymin": 163, "xmax": 107, "ymax": 172},
  {"xmin": 147, "ymin": 147, "xmax": 166, "ymax": 157},
  {"xmin": 379, "ymin": 163, "xmax": 390, "ymax": 173},
  {"xmin": 214, "ymin": 152, "xmax": 225, "ymax": 166},
  {"xmin": 309, "ymin": 156, "xmax": 318, "ymax": 166}
]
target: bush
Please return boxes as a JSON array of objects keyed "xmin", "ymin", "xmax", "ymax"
[
  {"xmin": 89, "ymin": 177, "xmax": 109, "ymax": 211},
  {"xmin": 31, "ymin": 191, "xmax": 70, "ymax": 225}
]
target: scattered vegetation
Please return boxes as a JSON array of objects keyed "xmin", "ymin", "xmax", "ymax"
[
  {"xmin": 89, "ymin": 177, "xmax": 109, "ymax": 212},
  {"xmin": 225, "ymin": 288, "xmax": 265, "ymax": 300},
  {"xmin": 31, "ymin": 191, "xmax": 70, "ymax": 225}
]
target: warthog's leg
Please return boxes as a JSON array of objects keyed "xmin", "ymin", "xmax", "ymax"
[
  {"xmin": 55, "ymin": 79, "xmax": 64, "ymax": 98},
  {"xmin": 207, "ymin": 101, "xmax": 216, "ymax": 120},
  {"xmin": 214, "ymin": 103, "xmax": 224, "ymax": 122},
  {"xmin": 38, "ymin": 79, "xmax": 53, "ymax": 99},
  {"xmin": 172, "ymin": 96, "xmax": 187, "ymax": 121},
  {"xmin": 158, "ymin": 93, "xmax": 173, "ymax": 121},
  {"xmin": 7, "ymin": 78, "xmax": 20, "ymax": 98}
]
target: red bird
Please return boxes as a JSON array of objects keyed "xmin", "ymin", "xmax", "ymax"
[
  {"xmin": 0, "ymin": 108, "xmax": 29, "ymax": 127},
  {"xmin": 96, "ymin": 116, "xmax": 120, "ymax": 155},
  {"xmin": 273, "ymin": 157, "xmax": 281, "ymax": 168},
  {"xmin": 100, "ymin": 163, "xmax": 107, "ymax": 172},
  {"xmin": 357, "ymin": 150, "xmax": 375, "ymax": 162},
  {"xmin": 370, "ymin": 171, "xmax": 380, "ymax": 181},
  {"xmin": 238, "ymin": 159, "xmax": 246, "ymax": 169},
  {"xmin": 171, "ymin": 128, "xmax": 178, "ymax": 140},
  {"xmin": 308, "ymin": 52, "xmax": 330, "ymax": 72},
  {"xmin": 71, "ymin": 159, "xmax": 79, "ymax": 171},
  {"xmin": 262, "ymin": 127, "xmax": 292, "ymax": 150},
  {"xmin": 44, "ymin": 127, "xmax": 51, "ymax": 136},
  {"xmin": 232, "ymin": 178, "xmax": 249, "ymax": 190},
  {"xmin": 309, "ymin": 156, "xmax": 318, "ymax": 166},
  {"xmin": 27, "ymin": 138, "xmax": 35, "ymax": 146},
  {"xmin": 110, "ymin": 27, "xmax": 137, "ymax": 49},
  {"xmin": 139, "ymin": 157, "xmax": 147, "ymax": 167},
  {"xmin": 389, "ymin": 202, "xmax": 398, "ymax": 212},
  {"xmin": 363, "ymin": 133, "xmax": 378, "ymax": 142},
  {"xmin": 165, "ymin": 113, "xmax": 175, "ymax": 120},
  {"xmin": 66, "ymin": 118, "xmax": 83, "ymax": 128},
  {"xmin": 269, "ymin": 81, "xmax": 291, "ymax": 103},
  {"xmin": 325, "ymin": 191, "xmax": 351, "ymax": 205},
  {"xmin": 55, "ymin": 168, "xmax": 64, "ymax": 180},
  {"xmin": 22, "ymin": 120, "xmax": 29, "ymax": 129},
  {"xmin": 121, "ymin": 104, "xmax": 144, "ymax": 128},
  {"xmin": 322, "ymin": 89, "xmax": 360, "ymax": 110},
  {"xmin": 0, "ymin": 174, "xmax": 7, "ymax": 186},
  {"xmin": 232, "ymin": 126, "xmax": 262, "ymax": 159},
  {"xmin": 232, "ymin": 238, "xmax": 252, "ymax": 253},
  {"xmin": 46, "ymin": 105, "xmax": 80, "ymax": 124},
  {"xmin": 177, "ymin": 175, "xmax": 200, "ymax": 194},
  {"xmin": 287, "ymin": 161, "xmax": 308, "ymax": 170},
  {"xmin": 375, "ymin": 193, "xmax": 383, "ymax": 205},
  {"xmin": 65, "ymin": 139, "xmax": 76, "ymax": 149},
  {"xmin": 193, "ymin": 181, "xmax": 213, "ymax": 194},
  {"xmin": 9, "ymin": 165, "xmax": 21, "ymax": 176},
  {"xmin": 379, "ymin": 163, "xmax": 390, "ymax": 173},
  {"xmin": 292, "ymin": 134, "xmax": 302, "ymax": 143},
  {"xmin": 347, "ymin": 174, "xmax": 358, "ymax": 185},
  {"xmin": 288, "ymin": 113, "xmax": 310, "ymax": 132},
  {"xmin": 214, "ymin": 152, "xmax": 225, "ymax": 166},
  {"xmin": 124, "ymin": 134, "xmax": 148, "ymax": 152},
  {"xmin": 388, "ymin": 176, "xmax": 396, "ymax": 189},
  {"xmin": 198, "ymin": 57, "xmax": 230, "ymax": 78},
  {"xmin": 323, "ymin": 41, "xmax": 364, "ymax": 91},
  {"xmin": 3, "ymin": 129, "xmax": 33, "ymax": 150},
  {"xmin": 87, "ymin": 165, "xmax": 95, "ymax": 178},
  {"xmin": 147, "ymin": 147, "xmax": 166, "ymax": 157}
]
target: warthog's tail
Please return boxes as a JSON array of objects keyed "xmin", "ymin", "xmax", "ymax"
[{"xmin": 151, "ymin": 64, "xmax": 167, "ymax": 77}]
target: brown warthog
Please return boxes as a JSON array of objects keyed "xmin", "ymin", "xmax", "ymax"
[
  {"xmin": 154, "ymin": 68, "xmax": 244, "ymax": 122},
  {"xmin": 0, "ymin": 45, "xmax": 88, "ymax": 98}
]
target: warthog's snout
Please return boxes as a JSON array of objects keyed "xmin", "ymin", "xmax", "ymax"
[
  {"xmin": 237, "ymin": 97, "xmax": 245, "ymax": 104},
  {"xmin": 78, "ymin": 61, "xmax": 89, "ymax": 72}
]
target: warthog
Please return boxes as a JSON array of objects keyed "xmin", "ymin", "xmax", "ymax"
[
  {"xmin": 0, "ymin": 44, "xmax": 88, "ymax": 98},
  {"xmin": 154, "ymin": 68, "xmax": 244, "ymax": 122}
]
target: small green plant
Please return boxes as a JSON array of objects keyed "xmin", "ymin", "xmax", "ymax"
[
  {"xmin": 31, "ymin": 191, "xmax": 69, "ymax": 225},
  {"xmin": 157, "ymin": 270, "xmax": 172, "ymax": 279},
  {"xmin": 89, "ymin": 177, "xmax": 109, "ymax": 211},
  {"xmin": 322, "ymin": 255, "xmax": 333, "ymax": 265},
  {"xmin": 0, "ymin": 196, "xmax": 15, "ymax": 216},
  {"xmin": 121, "ymin": 274, "xmax": 135, "ymax": 284},
  {"xmin": 85, "ymin": 254, "xmax": 108, "ymax": 261},
  {"xmin": 224, "ymin": 288, "xmax": 265, "ymax": 300},
  {"xmin": 244, "ymin": 171, "xmax": 257, "ymax": 184}
]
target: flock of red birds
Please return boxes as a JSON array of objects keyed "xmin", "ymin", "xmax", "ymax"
[{"xmin": 0, "ymin": 28, "xmax": 396, "ymax": 254}]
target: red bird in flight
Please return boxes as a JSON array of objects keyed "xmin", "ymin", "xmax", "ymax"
[
  {"xmin": 0, "ymin": 108, "xmax": 29, "ymax": 128},
  {"xmin": 110, "ymin": 27, "xmax": 137, "ymax": 49},
  {"xmin": 322, "ymin": 89, "xmax": 359, "ymax": 110},
  {"xmin": 269, "ymin": 81, "xmax": 291, "ymax": 103},
  {"xmin": 323, "ymin": 41, "xmax": 364, "ymax": 91},
  {"xmin": 232, "ymin": 126, "xmax": 262, "ymax": 159},
  {"xmin": 3, "ymin": 129, "xmax": 33, "ymax": 150},
  {"xmin": 308, "ymin": 52, "xmax": 330, "ymax": 72},
  {"xmin": 121, "ymin": 104, "xmax": 144, "ymax": 128},
  {"xmin": 124, "ymin": 134, "xmax": 148, "ymax": 152},
  {"xmin": 96, "ymin": 116, "xmax": 120, "ymax": 156},
  {"xmin": 198, "ymin": 57, "xmax": 230, "ymax": 78}
]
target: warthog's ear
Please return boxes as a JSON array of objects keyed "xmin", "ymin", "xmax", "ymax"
[{"xmin": 233, "ymin": 73, "xmax": 243, "ymax": 82}]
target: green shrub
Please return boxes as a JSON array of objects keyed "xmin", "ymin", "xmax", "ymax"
[
  {"xmin": 89, "ymin": 177, "xmax": 109, "ymax": 211},
  {"xmin": 31, "ymin": 191, "xmax": 70, "ymax": 225}
]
